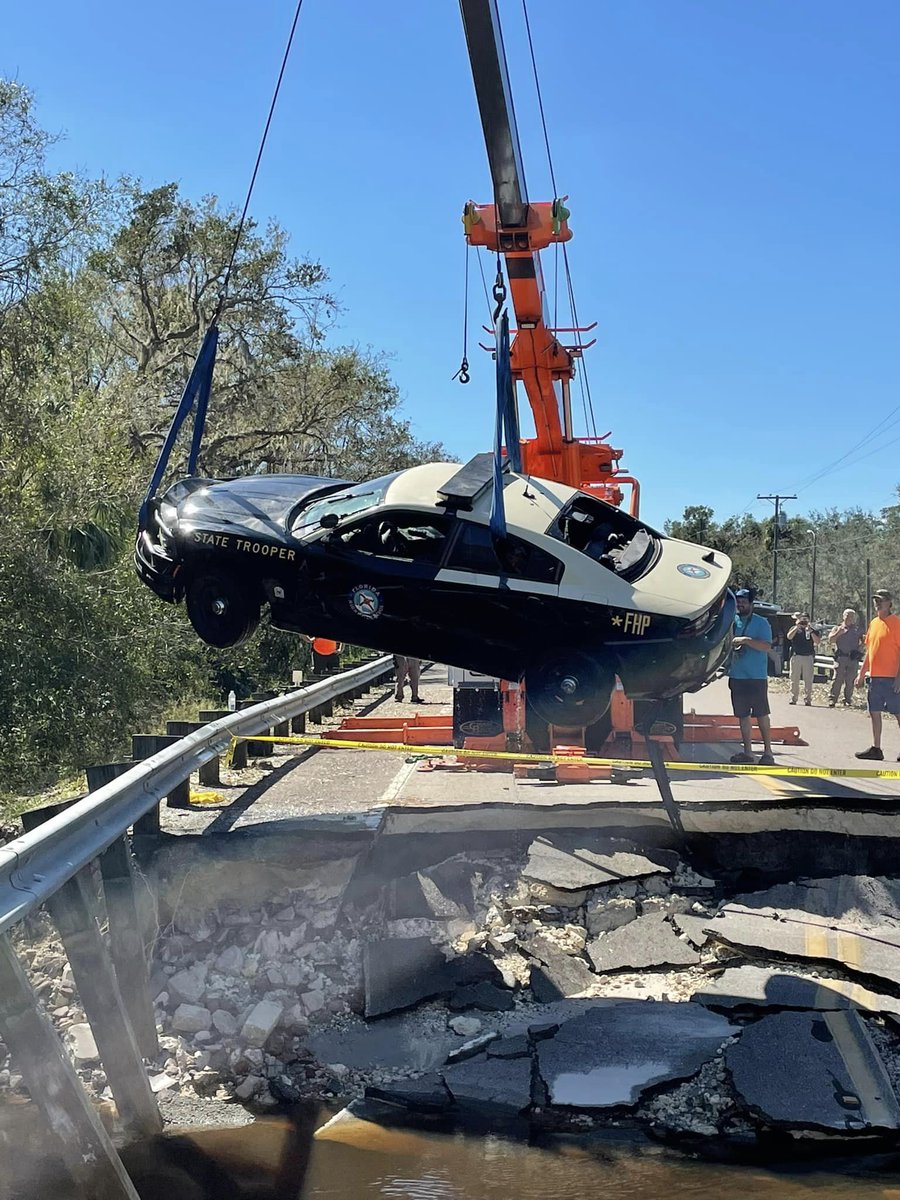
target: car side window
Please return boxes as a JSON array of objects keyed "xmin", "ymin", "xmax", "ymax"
[
  {"xmin": 335, "ymin": 512, "xmax": 451, "ymax": 564},
  {"xmin": 447, "ymin": 522, "xmax": 562, "ymax": 583}
]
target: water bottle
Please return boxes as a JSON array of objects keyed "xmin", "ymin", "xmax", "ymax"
[{"xmin": 227, "ymin": 689, "xmax": 237, "ymax": 711}]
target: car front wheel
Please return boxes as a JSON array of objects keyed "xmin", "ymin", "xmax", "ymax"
[
  {"xmin": 526, "ymin": 652, "xmax": 614, "ymax": 728},
  {"xmin": 185, "ymin": 570, "xmax": 261, "ymax": 648}
]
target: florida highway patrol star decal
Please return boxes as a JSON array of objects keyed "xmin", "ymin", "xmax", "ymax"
[{"xmin": 349, "ymin": 583, "xmax": 383, "ymax": 620}]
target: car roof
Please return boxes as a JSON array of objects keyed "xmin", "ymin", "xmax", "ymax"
[{"xmin": 382, "ymin": 462, "xmax": 577, "ymax": 531}]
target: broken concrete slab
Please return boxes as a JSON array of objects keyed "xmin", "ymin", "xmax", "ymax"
[
  {"xmin": 487, "ymin": 1035, "xmax": 530, "ymax": 1059},
  {"xmin": 446, "ymin": 1032, "xmax": 499, "ymax": 1063},
  {"xmin": 441, "ymin": 1053, "xmax": 533, "ymax": 1123},
  {"xmin": 705, "ymin": 906, "xmax": 900, "ymax": 992},
  {"xmin": 364, "ymin": 937, "xmax": 449, "ymax": 1018},
  {"xmin": 523, "ymin": 835, "xmax": 678, "ymax": 893},
  {"xmin": 524, "ymin": 932, "xmax": 595, "ymax": 1002},
  {"xmin": 672, "ymin": 913, "xmax": 713, "ymax": 948},
  {"xmin": 586, "ymin": 913, "xmax": 701, "ymax": 974},
  {"xmin": 367, "ymin": 1074, "xmax": 453, "ymax": 1112},
  {"xmin": 449, "ymin": 982, "xmax": 515, "ymax": 1012},
  {"xmin": 726, "ymin": 1010, "xmax": 900, "ymax": 1131},
  {"xmin": 735, "ymin": 876, "xmax": 900, "ymax": 930},
  {"xmin": 536, "ymin": 1000, "xmax": 736, "ymax": 1108},
  {"xmin": 309, "ymin": 1013, "xmax": 461, "ymax": 1073},
  {"xmin": 693, "ymin": 965, "xmax": 900, "ymax": 1018}
]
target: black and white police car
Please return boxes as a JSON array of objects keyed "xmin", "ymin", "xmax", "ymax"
[{"xmin": 135, "ymin": 454, "xmax": 734, "ymax": 724}]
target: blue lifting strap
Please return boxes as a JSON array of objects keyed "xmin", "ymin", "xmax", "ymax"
[
  {"xmin": 138, "ymin": 325, "xmax": 219, "ymax": 527},
  {"xmin": 489, "ymin": 311, "xmax": 521, "ymax": 542}
]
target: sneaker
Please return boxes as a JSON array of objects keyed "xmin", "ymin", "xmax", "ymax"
[
  {"xmin": 828, "ymin": 699, "xmax": 837, "ymax": 708},
  {"xmin": 789, "ymin": 698, "xmax": 797, "ymax": 705},
  {"xmin": 411, "ymin": 697, "xmax": 427, "ymax": 705},
  {"xmin": 729, "ymin": 752, "xmax": 755, "ymax": 764},
  {"xmin": 855, "ymin": 746, "xmax": 884, "ymax": 761},
  {"xmin": 394, "ymin": 691, "xmax": 404, "ymax": 701},
  {"xmin": 842, "ymin": 699, "xmax": 852, "ymax": 707},
  {"xmin": 758, "ymin": 752, "xmax": 776, "ymax": 766},
  {"xmin": 804, "ymin": 699, "xmax": 811, "ymax": 706}
]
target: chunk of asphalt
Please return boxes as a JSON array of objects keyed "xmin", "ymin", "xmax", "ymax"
[
  {"xmin": 693, "ymin": 964, "xmax": 900, "ymax": 1017},
  {"xmin": 586, "ymin": 913, "xmax": 701, "ymax": 974},
  {"xmin": 441, "ymin": 1054, "xmax": 533, "ymax": 1123},
  {"xmin": 734, "ymin": 876, "xmax": 900, "ymax": 929},
  {"xmin": 726, "ymin": 1009, "xmax": 900, "ymax": 1131},
  {"xmin": 672, "ymin": 912, "xmax": 713, "ymax": 948},
  {"xmin": 705, "ymin": 906, "xmax": 900, "ymax": 992},
  {"xmin": 363, "ymin": 937, "xmax": 451, "ymax": 1018},
  {"xmin": 487, "ymin": 1035, "xmax": 530, "ymax": 1059},
  {"xmin": 449, "ymin": 982, "xmax": 515, "ymax": 1012},
  {"xmin": 366, "ymin": 1074, "xmax": 454, "ymax": 1112},
  {"xmin": 448, "ymin": 953, "xmax": 504, "ymax": 988},
  {"xmin": 309, "ymin": 1013, "xmax": 460, "ymax": 1072},
  {"xmin": 527, "ymin": 1021, "xmax": 560, "ymax": 1041},
  {"xmin": 524, "ymin": 932, "xmax": 596, "ymax": 1002},
  {"xmin": 523, "ymin": 835, "xmax": 678, "ymax": 892},
  {"xmin": 446, "ymin": 1032, "xmax": 500, "ymax": 1063},
  {"xmin": 535, "ymin": 1000, "xmax": 736, "ymax": 1108}
]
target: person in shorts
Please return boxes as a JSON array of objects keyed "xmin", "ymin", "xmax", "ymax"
[
  {"xmin": 728, "ymin": 588, "xmax": 775, "ymax": 766},
  {"xmin": 855, "ymin": 589, "xmax": 900, "ymax": 761}
]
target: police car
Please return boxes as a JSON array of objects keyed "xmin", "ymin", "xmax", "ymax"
[{"xmin": 135, "ymin": 455, "xmax": 734, "ymax": 724}]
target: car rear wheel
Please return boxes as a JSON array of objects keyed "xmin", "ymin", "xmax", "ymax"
[
  {"xmin": 526, "ymin": 652, "xmax": 614, "ymax": 728},
  {"xmin": 185, "ymin": 570, "xmax": 260, "ymax": 648}
]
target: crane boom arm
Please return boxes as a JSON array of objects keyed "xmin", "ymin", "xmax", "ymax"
[{"xmin": 458, "ymin": 0, "xmax": 637, "ymax": 512}]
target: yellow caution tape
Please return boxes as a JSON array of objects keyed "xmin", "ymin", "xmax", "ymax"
[{"xmin": 231, "ymin": 735, "xmax": 900, "ymax": 781}]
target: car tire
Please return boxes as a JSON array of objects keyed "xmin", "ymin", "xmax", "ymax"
[
  {"xmin": 185, "ymin": 570, "xmax": 261, "ymax": 648},
  {"xmin": 526, "ymin": 652, "xmax": 614, "ymax": 727}
]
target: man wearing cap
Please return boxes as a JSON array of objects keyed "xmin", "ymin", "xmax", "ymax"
[
  {"xmin": 855, "ymin": 590, "xmax": 900, "ymax": 761},
  {"xmin": 728, "ymin": 588, "xmax": 776, "ymax": 766},
  {"xmin": 828, "ymin": 609, "xmax": 863, "ymax": 708}
]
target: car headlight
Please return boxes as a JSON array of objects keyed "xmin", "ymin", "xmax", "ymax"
[{"xmin": 677, "ymin": 592, "xmax": 726, "ymax": 638}]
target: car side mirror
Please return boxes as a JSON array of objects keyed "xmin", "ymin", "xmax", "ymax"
[{"xmin": 319, "ymin": 513, "xmax": 339, "ymax": 529}]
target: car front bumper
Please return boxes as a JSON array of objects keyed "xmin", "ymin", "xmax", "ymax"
[{"xmin": 616, "ymin": 590, "xmax": 736, "ymax": 699}]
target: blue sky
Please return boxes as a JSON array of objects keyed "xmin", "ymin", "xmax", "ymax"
[{"xmin": 5, "ymin": 0, "xmax": 900, "ymax": 529}]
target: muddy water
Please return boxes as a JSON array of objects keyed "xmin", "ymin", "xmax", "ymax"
[{"xmin": 305, "ymin": 1119, "xmax": 900, "ymax": 1200}]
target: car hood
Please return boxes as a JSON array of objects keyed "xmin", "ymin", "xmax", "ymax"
[
  {"xmin": 163, "ymin": 474, "xmax": 351, "ymax": 540},
  {"xmin": 643, "ymin": 537, "xmax": 732, "ymax": 613}
]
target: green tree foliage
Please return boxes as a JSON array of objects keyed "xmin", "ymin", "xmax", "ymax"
[
  {"xmin": 0, "ymin": 82, "xmax": 446, "ymax": 797},
  {"xmin": 666, "ymin": 500, "xmax": 900, "ymax": 619}
]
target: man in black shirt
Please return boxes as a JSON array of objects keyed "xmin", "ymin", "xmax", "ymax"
[{"xmin": 787, "ymin": 613, "xmax": 819, "ymax": 705}]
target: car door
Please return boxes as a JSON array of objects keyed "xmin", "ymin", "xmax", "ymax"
[
  {"xmin": 434, "ymin": 520, "xmax": 563, "ymax": 661},
  {"xmin": 309, "ymin": 509, "xmax": 454, "ymax": 647}
]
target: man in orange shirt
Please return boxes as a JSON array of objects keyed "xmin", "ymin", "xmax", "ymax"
[
  {"xmin": 855, "ymin": 589, "xmax": 900, "ymax": 761},
  {"xmin": 304, "ymin": 635, "xmax": 343, "ymax": 675}
]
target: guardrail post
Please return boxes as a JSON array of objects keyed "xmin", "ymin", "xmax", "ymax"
[
  {"xmin": 132, "ymin": 734, "xmax": 190, "ymax": 820},
  {"xmin": 44, "ymin": 863, "xmax": 162, "ymax": 1139},
  {"xmin": 197, "ymin": 710, "xmax": 232, "ymax": 783},
  {"xmin": 23, "ymin": 806, "xmax": 159, "ymax": 1064},
  {"xmin": 238, "ymin": 701, "xmax": 273, "ymax": 756},
  {"xmin": 98, "ymin": 839, "xmax": 160, "ymax": 1062},
  {"xmin": 167, "ymin": 720, "xmax": 222, "ymax": 787},
  {"xmin": 0, "ymin": 934, "xmax": 140, "ymax": 1199},
  {"xmin": 291, "ymin": 711, "xmax": 307, "ymax": 735}
]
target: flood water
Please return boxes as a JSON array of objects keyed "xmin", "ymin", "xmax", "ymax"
[{"xmin": 301, "ymin": 1116, "xmax": 900, "ymax": 1200}]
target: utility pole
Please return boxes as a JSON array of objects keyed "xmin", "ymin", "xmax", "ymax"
[
  {"xmin": 806, "ymin": 528, "xmax": 818, "ymax": 618},
  {"xmin": 757, "ymin": 494, "xmax": 797, "ymax": 606}
]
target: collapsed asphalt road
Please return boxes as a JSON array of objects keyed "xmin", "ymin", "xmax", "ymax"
[{"xmin": 11, "ymin": 826, "xmax": 900, "ymax": 1163}]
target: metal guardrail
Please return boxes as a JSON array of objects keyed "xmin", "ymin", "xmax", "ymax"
[{"xmin": 0, "ymin": 655, "xmax": 393, "ymax": 936}]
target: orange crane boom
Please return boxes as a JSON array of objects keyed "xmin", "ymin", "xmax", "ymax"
[{"xmin": 459, "ymin": 0, "xmax": 639, "ymax": 514}]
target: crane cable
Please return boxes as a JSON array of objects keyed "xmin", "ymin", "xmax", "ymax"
[
  {"xmin": 215, "ymin": 0, "xmax": 307, "ymax": 323},
  {"xmin": 522, "ymin": 0, "xmax": 598, "ymax": 440}
]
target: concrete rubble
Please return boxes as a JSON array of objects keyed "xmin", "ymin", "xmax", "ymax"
[{"xmin": 8, "ymin": 832, "xmax": 900, "ymax": 1162}]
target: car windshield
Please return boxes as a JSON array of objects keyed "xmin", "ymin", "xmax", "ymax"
[
  {"xmin": 290, "ymin": 473, "xmax": 400, "ymax": 536},
  {"xmin": 548, "ymin": 495, "xmax": 660, "ymax": 581}
]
